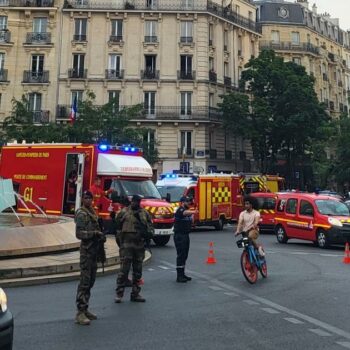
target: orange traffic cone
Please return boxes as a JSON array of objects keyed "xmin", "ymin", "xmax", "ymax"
[
  {"xmin": 343, "ymin": 242, "xmax": 350, "ymax": 264},
  {"xmin": 206, "ymin": 242, "xmax": 217, "ymax": 264}
]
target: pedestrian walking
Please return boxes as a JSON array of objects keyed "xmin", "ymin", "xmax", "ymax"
[
  {"xmin": 174, "ymin": 196, "xmax": 197, "ymax": 283},
  {"xmin": 75, "ymin": 190, "xmax": 105, "ymax": 325},
  {"xmin": 114, "ymin": 195, "xmax": 154, "ymax": 303}
]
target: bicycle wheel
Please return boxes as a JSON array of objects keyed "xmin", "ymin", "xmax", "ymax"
[
  {"xmin": 259, "ymin": 259, "xmax": 268, "ymax": 278},
  {"xmin": 240, "ymin": 250, "xmax": 258, "ymax": 284}
]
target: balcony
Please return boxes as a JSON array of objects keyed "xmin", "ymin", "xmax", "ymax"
[
  {"xmin": 109, "ymin": 35, "xmax": 123, "ymax": 43},
  {"xmin": 224, "ymin": 76, "xmax": 231, "ymax": 87},
  {"xmin": 25, "ymin": 32, "xmax": 51, "ymax": 44},
  {"xmin": 141, "ymin": 69, "xmax": 159, "ymax": 80},
  {"xmin": 209, "ymin": 70, "xmax": 217, "ymax": 83},
  {"xmin": 225, "ymin": 150, "xmax": 232, "ymax": 160},
  {"xmin": 32, "ymin": 110, "xmax": 50, "ymax": 124},
  {"xmin": 68, "ymin": 68, "xmax": 87, "ymax": 79},
  {"xmin": 105, "ymin": 69, "xmax": 124, "ymax": 80},
  {"xmin": 0, "ymin": 69, "xmax": 8, "ymax": 82},
  {"xmin": 209, "ymin": 149, "xmax": 217, "ymax": 159},
  {"xmin": 177, "ymin": 148, "xmax": 194, "ymax": 158},
  {"xmin": 177, "ymin": 70, "xmax": 195, "ymax": 80},
  {"xmin": 73, "ymin": 34, "xmax": 87, "ymax": 42},
  {"xmin": 23, "ymin": 70, "xmax": 49, "ymax": 83},
  {"xmin": 0, "ymin": 0, "xmax": 54, "ymax": 6},
  {"xmin": 259, "ymin": 41, "xmax": 320, "ymax": 55},
  {"xmin": 0, "ymin": 30, "xmax": 11, "ymax": 43},
  {"xmin": 144, "ymin": 36, "xmax": 157, "ymax": 43},
  {"xmin": 180, "ymin": 36, "xmax": 193, "ymax": 43}
]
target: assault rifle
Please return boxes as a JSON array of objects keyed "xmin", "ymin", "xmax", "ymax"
[{"xmin": 97, "ymin": 218, "xmax": 107, "ymax": 273}]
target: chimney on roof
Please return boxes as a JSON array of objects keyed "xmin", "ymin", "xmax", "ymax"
[{"xmin": 312, "ymin": 3, "xmax": 317, "ymax": 14}]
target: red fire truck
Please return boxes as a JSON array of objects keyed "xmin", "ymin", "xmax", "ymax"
[
  {"xmin": 0, "ymin": 143, "xmax": 174, "ymax": 246},
  {"xmin": 157, "ymin": 173, "xmax": 244, "ymax": 229}
]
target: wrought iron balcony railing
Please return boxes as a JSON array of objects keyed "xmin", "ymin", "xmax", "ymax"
[
  {"xmin": 23, "ymin": 70, "xmax": 49, "ymax": 83},
  {"xmin": 177, "ymin": 70, "xmax": 195, "ymax": 80},
  {"xmin": 109, "ymin": 35, "xmax": 123, "ymax": 43},
  {"xmin": 25, "ymin": 32, "xmax": 51, "ymax": 44},
  {"xmin": 259, "ymin": 41, "xmax": 320, "ymax": 55},
  {"xmin": 0, "ymin": 30, "xmax": 11, "ymax": 43},
  {"xmin": 0, "ymin": 69, "xmax": 8, "ymax": 82},
  {"xmin": 180, "ymin": 36, "xmax": 193, "ymax": 43},
  {"xmin": 73, "ymin": 34, "xmax": 87, "ymax": 41},
  {"xmin": 68, "ymin": 68, "xmax": 87, "ymax": 79},
  {"xmin": 32, "ymin": 110, "xmax": 50, "ymax": 124},
  {"xmin": 105, "ymin": 69, "xmax": 124, "ymax": 79},
  {"xmin": 209, "ymin": 70, "xmax": 217, "ymax": 83},
  {"xmin": 144, "ymin": 36, "xmax": 157, "ymax": 43},
  {"xmin": 0, "ymin": 0, "xmax": 54, "ymax": 6},
  {"xmin": 141, "ymin": 69, "xmax": 159, "ymax": 80}
]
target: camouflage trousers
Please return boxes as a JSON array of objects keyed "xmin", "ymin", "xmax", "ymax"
[
  {"xmin": 76, "ymin": 246, "xmax": 98, "ymax": 312},
  {"xmin": 116, "ymin": 246, "xmax": 145, "ymax": 297}
]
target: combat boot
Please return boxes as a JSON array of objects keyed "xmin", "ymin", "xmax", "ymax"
[
  {"xmin": 85, "ymin": 310, "xmax": 97, "ymax": 320},
  {"xmin": 184, "ymin": 274, "xmax": 192, "ymax": 281},
  {"xmin": 130, "ymin": 294, "xmax": 146, "ymax": 302},
  {"xmin": 75, "ymin": 311, "xmax": 90, "ymax": 325},
  {"xmin": 176, "ymin": 268, "xmax": 187, "ymax": 283}
]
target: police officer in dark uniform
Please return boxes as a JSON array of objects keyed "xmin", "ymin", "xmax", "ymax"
[{"xmin": 174, "ymin": 196, "xmax": 197, "ymax": 283}]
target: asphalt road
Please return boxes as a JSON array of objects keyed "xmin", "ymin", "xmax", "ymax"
[{"xmin": 5, "ymin": 226, "xmax": 350, "ymax": 350}]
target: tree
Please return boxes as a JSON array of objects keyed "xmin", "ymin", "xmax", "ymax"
[
  {"xmin": 219, "ymin": 50, "xmax": 330, "ymax": 187},
  {"xmin": 1, "ymin": 93, "xmax": 159, "ymax": 165}
]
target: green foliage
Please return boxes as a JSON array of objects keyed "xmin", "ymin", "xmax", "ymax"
[{"xmin": 1, "ymin": 92, "xmax": 159, "ymax": 165}]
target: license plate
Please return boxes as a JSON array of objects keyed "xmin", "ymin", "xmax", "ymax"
[{"xmin": 155, "ymin": 228, "xmax": 173, "ymax": 236}]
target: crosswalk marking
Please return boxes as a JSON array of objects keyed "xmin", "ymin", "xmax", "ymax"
[
  {"xmin": 309, "ymin": 328, "xmax": 332, "ymax": 337},
  {"xmin": 224, "ymin": 292, "xmax": 238, "ymax": 297},
  {"xmin": 261, "ymin": 307, "xmax": 280, "ymax": 314},
  {"xmin": 337, "ymin": 342, "xmax": 350, "ymax": 349},
  {"xmin": 244, "ymin": 299, "xmax": 259, "ymax": 306},
  {"xmin": 158, "ymin": 266, "xmax": 170, "ymax": 270},
  {"xmin": 284, "ymin": 317, "xmax": 304, "ymax": 324},
  {"xmin": 208, "ymin": 285, "xmax": 223, "ymax": 291}
]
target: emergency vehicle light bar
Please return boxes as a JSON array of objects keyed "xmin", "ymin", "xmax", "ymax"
[{"xmin": 97, "ymin": 144, "xmax": 140, "ymax": 153}]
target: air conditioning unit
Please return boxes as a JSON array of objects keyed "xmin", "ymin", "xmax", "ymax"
[{"xmin": 195, "ymin": 150, "xmax": 206, "ymax": 158}]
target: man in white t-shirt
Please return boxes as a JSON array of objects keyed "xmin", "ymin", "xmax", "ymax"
[{"xmin": 235, "ymin": 196, "xmax": 265, "ymax": 257}]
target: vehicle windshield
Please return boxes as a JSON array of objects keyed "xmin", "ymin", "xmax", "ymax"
[
  {"xmin": 315, "ymin": 200, "xmax": 349, "ymax": 216},
  {"xmin": 255, "ymin": 197, "xmax": 276, "ymax": 210},
  {"xmin": 110, "ymin": 179, "xmax": 162, "ymax": 199},
  {"xmin": 156, "ymin": 186, "xmax": 186, "ymax": 202}
]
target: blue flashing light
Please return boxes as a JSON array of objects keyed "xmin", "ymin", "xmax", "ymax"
[
  {"xmin": 124, "ymin": 146, "xmax": 130, "ymax": 151},
  {"xmin": 131, "ymin": 147, "xmax": 136, "ymax": 152},
  {"xmin": 98, "ymin": 144, "xmax": 109, "ymax": 152},
  {"xmin": 162, "ymin": 173, "xmax": 178, "ymax": 179}
]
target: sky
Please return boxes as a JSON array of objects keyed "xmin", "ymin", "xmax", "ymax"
[{"xmin": 312, "ymin": 0, "xmax": 350, "ymax": 30}]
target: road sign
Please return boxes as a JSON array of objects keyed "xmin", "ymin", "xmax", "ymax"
[
  {"xmin": 208, "ymin": 165, "xmax": 217, "ymax": 173},
  {"xmin": 180, "ymin": 162, "xmax": 190, "ymax": 174}
]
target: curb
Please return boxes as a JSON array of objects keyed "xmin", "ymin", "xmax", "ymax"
[{"xmin": 1, "ymin": 251, "xmax": 152, "ymax": 288}]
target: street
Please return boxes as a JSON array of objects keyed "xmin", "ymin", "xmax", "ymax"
[{"xmin": 6, "ymin": 226, "xmax": 350, "ymax": 350}]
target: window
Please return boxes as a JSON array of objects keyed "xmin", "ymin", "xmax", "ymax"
[
  {"xmin": 180, "ymin": 131, "xmax": 192, "ymax": 156},
  {"xmin": 111, "ymin": 19, "xmax": 123, "ymax": 41},
  {"xmin": 73, "ymin": 54, "xmax": 85, "ymax": 74},
  {"xmin": 224, "ymin": 31, "xmax": 228, "ymax": 51},
  {"xmin": 271, "ymin": 30, "xmax": 280, "ymax": 44},
  {"xmin": 143, "ymin": 129, "xmax": 155, "ymax": 152},
  {"xmin": 235, "ymin": 5, "xmax": 240, "ymax": 14},
  {"xmin": 108, "ymin": 90, "xmax": 120, "ymax": 112},
  {"xmin": 286, "ymin": 199, "xmax": 298, "ymax": 214},
  {"xmin": 180, "ymin": 21, "xmax": 193, "ymax": 43},
  {"xmin": 182, "ymin": 0, "xmax": 193, "ymax": 10},
  {"xmin": 277, "ymin": 199, "xmax": 286, "ymax": 212},
  {"xmin": 209, "ymin": 93, "xmax": 214, "ymax": 107},
  {"xmin": 250, "ymin": 40, "xmax": 255, "ymax": 57},
  {"xmin": 209, "ymin": 23, "xmax": 214, "ymax": 45},
  {"xmin": 31, "ymin": 55, "xmax": 44, "ymax": 74},
  {"xmin": 108, "ymin": 54, "xmax": 121, "ymax": 73},
  {"xmin": 144, "ymin": 91, "xmax": 156, "ymax": 116},
  {"xmin": 74, "ymin": 18, "xmax": 87, "ymax": 41},
  {"xmin": 180, "ymin": 92, "xmax": 192, "ymax": 116},
  {"xmin": 0, "ymin": 16, "xmax": 7, "ymax": 30},
  {"xmin": 180, "ymin": 55, "xmax": 192, "ymax": 78},
  {"xmin": 209, "ymin": 57, "xmax": 214, "ymax": 71},
  {"xmin": 307, "ymin": 34, "xmax": 311, "ymax": 44},
  {"xmin": 0, "ymin": 93, "xmax": 2, "ymax": 108},
  {"xmin": 146, "ymin": 0, "xmax": 156, "ymax": 9},
  {"xmin": 144, "ymin": 55, "xmax": 157, "ymax": 78},
  {"xmin": 28, "ymin": 93, "xmax": 42, "ymax": 111},
  {"xmin": 145, "ymin": 21, "xmax": 157, "ymax": 42},
  {"xmin": 33, "ymin": 18, "xmax": 47, "ymax": 33},
  {"xmin": 299, "ymin": 200, "xmax": 314, "ymax": 216},
  {"xmin": 238, "ymin": 36, "xmax": 243, "ymax": 55},
  {"xmin": 291, "ymin": 32, "xmax": 300, "ymax": 45},
  {"xmin": 224, "ymin": 62, "xmax": 229, "ymax": 76},
  {"xmin": 0, "ymin": 53, "xmax": 5, "ymax": 70},
  {"xmin": 71, "ymin": 90, "xmax": 83, "ymax": 104},
  {"xmin": 292, "ymin": 57, "xmax": 301, "ymax": 65}
]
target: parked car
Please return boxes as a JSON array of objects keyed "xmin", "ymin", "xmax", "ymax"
[
  {"xmin": 274, "ymin": 192, "xmax": 350, "ymax": 248},
  {"xmin": 0, "ymin": 288, "xmax": 13, "ymax": 350},
  {"xmin": 250, "ymin": 192, "xmax": 278, "ymax": 232}
]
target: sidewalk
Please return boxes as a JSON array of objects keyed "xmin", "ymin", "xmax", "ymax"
[{"xmin": 0, "ymin": 237, "xmax": 151, "ymax": 287}]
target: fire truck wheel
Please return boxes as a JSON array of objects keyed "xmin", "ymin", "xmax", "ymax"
[
  {"xmin": 214, "ymin": 218, "xmax": 224, "ymax": 231},
  {"xmin": 153, "ymin": 236, "xmax": 171, "ymax": 246},
  {"xmin": 316, "ymin": 230, "xmax": 329, "ymax": 249},
  {"xmin": 275, "ymin": 225, "xmax": 288, "ymax": 244}
]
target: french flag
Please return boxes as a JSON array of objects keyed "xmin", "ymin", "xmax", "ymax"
[{"xmin": 69, "ymin": 96, "xmax": 78, "ymax": 124}]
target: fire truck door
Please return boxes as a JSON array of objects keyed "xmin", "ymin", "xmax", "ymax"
[
  {"xmin": 199, "ymin": 180, "xmax": 212, "ymax": 221},
  {"xmin": 75, "ymin": 153, "xmax": 85, "ymax": 212}
]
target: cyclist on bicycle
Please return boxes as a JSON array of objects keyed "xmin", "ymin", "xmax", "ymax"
[{"xmin": 235, "ymin": 196, "xmax": 265, "ymax": 257}]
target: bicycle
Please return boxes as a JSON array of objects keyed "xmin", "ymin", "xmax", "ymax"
[{"xmin": 236, "ymin": 232, "xmax": 267, "ymax": 284}]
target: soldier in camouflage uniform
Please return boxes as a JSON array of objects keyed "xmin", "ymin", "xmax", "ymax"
[
  {"xmin": 115, "ymin": 195, "xmax": 154, "ymax": 303},
  {"xmin": 75, "ymin": 190, "xmax": 104, "ymax": 325}
]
